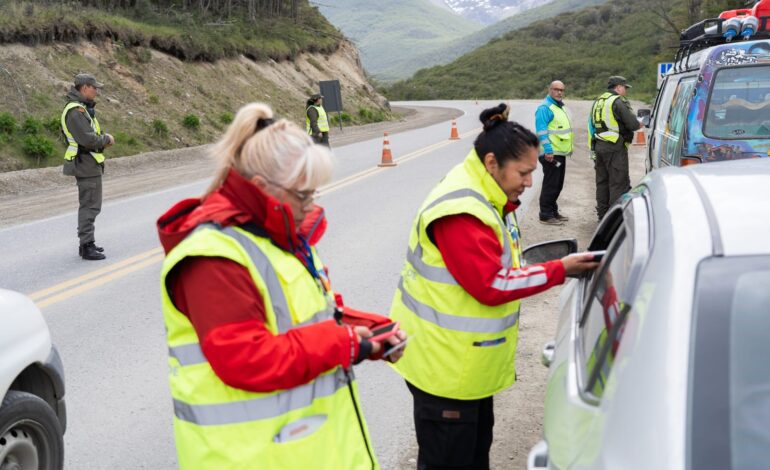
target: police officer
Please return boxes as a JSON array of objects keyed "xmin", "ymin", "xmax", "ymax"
[
  {"xmin": 306, "ymin": 93, "xmax": 330, "ymax": 147},
  {"xmin": 535, "ymin": 80, "xmax": 573, "ymax": 225},
  {"xmin": 61, "ymin": 73, "xmax": 114, "ymax": 260},
  {"xmin": 589, "ymin": 76, "xmax": 642, "ymax": 221}
]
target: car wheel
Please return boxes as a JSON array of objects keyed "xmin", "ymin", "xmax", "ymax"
[{"xmin": 0, "ymin": 390, "xmax": 63, "ymax": 470}]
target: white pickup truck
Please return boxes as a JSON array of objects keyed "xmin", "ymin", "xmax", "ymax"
[{"xmin": 0, "ymin": 288, "xmax": 65, "ymax": 469}]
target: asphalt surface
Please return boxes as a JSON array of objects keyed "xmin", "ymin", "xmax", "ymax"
[{"xmin": 0, "ymin": 100, "xmax": 546, "ymax": 469}]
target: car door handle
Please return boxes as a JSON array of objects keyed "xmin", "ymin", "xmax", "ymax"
[
  {"xmin": 527, "ymin": 440, "xmax": 550, "ymax": 470},
  {"xmin": 541, "ymin": 340, "xmax": 555, "ymax": 368}
]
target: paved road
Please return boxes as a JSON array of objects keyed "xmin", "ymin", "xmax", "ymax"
[{"xmin": 0, "ymin": 100, "xmax": 545, "ymax": 469}]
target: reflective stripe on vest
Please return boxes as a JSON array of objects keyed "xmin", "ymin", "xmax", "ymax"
[
  {"xmin": 60, "ymin": 102, "xmax": 105, "ymax": 163},
  {"xmin": 390, "ymin": 150, "xmax": 522, "ymax": 400},
  {"xmin": 306, "ymin": 105, "xmax": 329, "ymax": 134},
  {"xmin": 591, "ymin": 92, "xmax": 621, "ymax": 143},
  {"xmin": 542, "ymin": 102, "xmax": 573, "ymax": 157}
]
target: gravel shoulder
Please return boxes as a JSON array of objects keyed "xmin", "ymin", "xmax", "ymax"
[{"xmin": 0, "ymin": 105, "xmax": 462, "ymax": 228}]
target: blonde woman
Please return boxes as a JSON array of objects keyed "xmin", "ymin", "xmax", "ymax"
[{"xmin": 157, "ymin": 103, "xmax": 404, "ymax": 469}]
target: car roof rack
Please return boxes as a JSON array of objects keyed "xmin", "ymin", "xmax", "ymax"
[{"xmin": 673, "ymin": 15, "xmax": 770, "ymax": 72}]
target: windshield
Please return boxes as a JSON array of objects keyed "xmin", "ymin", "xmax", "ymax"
[
  {"xmin": 704, "ymin": 65, "xmax": 770, "ymax": 139},
  {"xmin": 689, "ymin": 256, "xmax": 770, "ymax": 470}
]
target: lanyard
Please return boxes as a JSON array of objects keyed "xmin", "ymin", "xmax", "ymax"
[{"xmin": 297, "ymin": 236, "xmax": 332, "ymax": 295}]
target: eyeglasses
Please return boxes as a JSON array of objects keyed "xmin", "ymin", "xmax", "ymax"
[
  {"xmin": 259, "ymin": 175, "xmax": 317, "ymax": 205},
  {"xmin": 551, "ymin": 88, "xmax": 565, "ymax": 92}
]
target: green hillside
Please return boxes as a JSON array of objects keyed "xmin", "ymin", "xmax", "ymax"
[
  {"xmin": 384, "ymin": 0, "xmax": 748, "ymax": 102},
  {"xmin": 314, "ymin": 0, "xmax": 482, "ymax": 81}
]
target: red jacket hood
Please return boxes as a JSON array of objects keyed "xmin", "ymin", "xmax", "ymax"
[{"xmin": 157, "ymin": 168, "xmax": 327, "ymax": 254}]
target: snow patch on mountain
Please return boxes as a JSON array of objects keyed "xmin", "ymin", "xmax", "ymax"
[{"xmin": 442, "ymin": 0, "xmax": 554, "ymax": 24}]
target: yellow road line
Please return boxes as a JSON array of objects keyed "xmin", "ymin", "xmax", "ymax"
[{"xmin": 32, "ymin": 125, "xmax": 480, "ymax": 309}]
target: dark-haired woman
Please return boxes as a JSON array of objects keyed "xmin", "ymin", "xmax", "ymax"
[{"xmin": 389, "ymin": 104, "xmax": 597, "ymax": 469}]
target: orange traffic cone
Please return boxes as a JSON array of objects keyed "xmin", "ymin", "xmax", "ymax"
[
  {"xmin": 378, "ymin": 132, "xmax": 396, "ymax": 167},
  {"xmin": 632, "ymin": 129, "xmax": 646, "ymax": 146},
  {"xmin": 449, "ymin": 119, "xmax": 460, "ymax": 140}
]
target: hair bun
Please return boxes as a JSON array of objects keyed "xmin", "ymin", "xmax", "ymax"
[{"xmin": 479, "ymin": 103, "xmax": 510, "ymax": 131}]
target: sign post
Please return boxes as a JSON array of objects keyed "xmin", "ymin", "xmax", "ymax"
[
  {"xmin": 657, "ymin": 63, "xmax": 673, "ymax": 89},
  {"xmin": 319, "ymin": 80, "xmax": 343, "ymax": 131}
]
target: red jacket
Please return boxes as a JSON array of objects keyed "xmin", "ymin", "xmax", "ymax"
[{"xmin": 157, "ymin": 169, "xmax": 390, "ymax": 393}]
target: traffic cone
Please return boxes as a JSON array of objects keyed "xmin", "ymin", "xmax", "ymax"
[
  {"xmin": 378, "ymin": 132, "xmax": 396, "ymax": 167},
  {"xmin": 449, "ymin": 119, "xmax": 460, "ymax": 140},
  {"xmin": 632, "ymin": 129, "xmax": 646, "ymax": 146}
]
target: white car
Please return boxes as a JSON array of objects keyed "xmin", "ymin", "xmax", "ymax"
[
  {"xmin": 526, "ymin": 158, "xmax": 770, "ymax": 469},
  {"xmin": 0, "ymin": 289, "xmax": 65, "ymax": 469}
]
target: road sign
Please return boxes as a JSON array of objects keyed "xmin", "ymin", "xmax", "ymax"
[{"xmin": 657, "ymin": 63, "xmax": 674, "ymax": 89}]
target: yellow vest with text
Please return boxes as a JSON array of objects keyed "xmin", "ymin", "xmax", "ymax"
[
  {"xmin": 60, "ymin": 102, "xmax": 105, "ymax": 163},
  {"xmin": 390, "ymin": 150, "xmax": 523, "ymax": 400},
  {"xmin": 539, "ymin": 100, "xmax": 573, "ymax": 157},
  {"xmin": 306, "ymin": 105, "xmax": 330, "ymax": 134},
  {"xmin": 591, "ymin": 92, "xmax": 621, "ymax": 144},
  {"xmin": 160, "ymin": 224, "xmax": 377, "ymax": 469}
]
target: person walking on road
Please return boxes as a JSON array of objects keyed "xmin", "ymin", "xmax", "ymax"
[
  {"xmin": 306, "ymin": 93, "xmax": 330, "ymax": 147},
  {"xmin": 61, "ymin": 73, "xmax": 114, "ymax": 261},
  {"xmin": 536, "ymin": 80, "xmax": 573, "ymax": 226},
  {"xmin": 589, "ymin": 76, "xmax": 642, "ymax": 221},
  {"xmin": 157, "ymin": 102, "xmax": 406, "ymax": 469},
  {"xmin": 389, "ymin": 103, "xmax": 599, "ymax": 470}
]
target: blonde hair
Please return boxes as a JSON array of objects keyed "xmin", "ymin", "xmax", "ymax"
[{"xmin": 204, "ymin": 102, "xmax": 334, "ymax": 197}]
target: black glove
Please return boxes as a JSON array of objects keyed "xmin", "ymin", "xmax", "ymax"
[{"xmin": 353, "ymin": 339, "xmax": 373, "ymax": 365}]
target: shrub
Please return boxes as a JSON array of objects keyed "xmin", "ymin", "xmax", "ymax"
[
  {"xmin": 152, "ymin": 119, "xmax": 169, "ymax": 137},
  {"xmin": 219, "ymin": 112, "xmax": 233, "ymax": 125},
  {"xmin": 182, "ymin": 114, "xmax": 200, "ymax": 130},
  {"xmin": 148, "ymin": 94, "xmax": 160, "ymax": 105},
  {"xmin": 44, "ymin": 117, "xmax": 61, "ymax": 134},
  {"xmin": 22, "ymin": 134, "xmax": 55, "ymax": 165},
  {"xmin": 329, "ymin": 112, "xmax": 351, "ymax": 126},
  {"xmin": 0, "ymin": 112, "xmax": 17, "ymax": 134},
  {"xmin": 22, "ymin": 116, "xmax": 43, "ymax": 135}
]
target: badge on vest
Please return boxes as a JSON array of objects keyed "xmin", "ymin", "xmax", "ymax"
[{"xmin": 273, "ymin": 414, "xmax": 327, "ymax": 443}]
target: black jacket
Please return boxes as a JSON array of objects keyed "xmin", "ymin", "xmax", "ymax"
[{"xmin": 63, "ymin": 88, "xmax": 111, "ymax": 178}]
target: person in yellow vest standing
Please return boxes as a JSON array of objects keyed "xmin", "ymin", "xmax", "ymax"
[
  {"xmin": 61, "ymin": 73, "xmax": 114, "ymax": 260},
  {"xmin": 589, "ymin": 76, "xmax": 642, "ymax": 221},
  {"xmin": 306, "ymin": 93, "xmax": 330, "ymax": 147},
  {"xmin": 157, "ymin": 102, "xmax": 406, "ymax": 469},
  {"xmin": 389, "ymin": 104, "xmax": 598, "ymax": 470},
  {"xmin": 535, "ymin": 80, "xmax": 573, "ymax": 226}
]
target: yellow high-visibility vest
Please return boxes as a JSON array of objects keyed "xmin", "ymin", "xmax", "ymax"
[
  {"xmin": 160, "ymin": 224, "xmax": 378, "ymax": 469},
  {"xmin": 538, "ymin": 101, "xmax": 573, "ymax": 156},
  {"xmin": 390, "ymin": 149, "xmax": 524, "ymax": 400},
  {"xmin": 591, "ymin": 92, "xmax": 621, "ymax": 144},
  {"xmin": 60, "ymin": 102, "xmax": 105, "ymax": 163},
  {"xmin": 306, "ymin": 105, "xmax": 330, "ymax": 134}
]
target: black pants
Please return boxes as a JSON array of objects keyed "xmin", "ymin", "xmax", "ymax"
[
  {"xmin": 538, "ymin": 155, "xmax": 566, "ymax": 220},
  {"xmin": 76, "ymin": 175, "xmax": 102, "ymax": 245},
  {"xmin": 312, "ymin": 132, "xmax": 330, "ymax": 148},
  {"xmin": 594, "ymin": 145, "xmax": 630, "ymax": 220},
  {"xmin": 407, "ymin": 381, "xmax": 494, "ymax": 470}
]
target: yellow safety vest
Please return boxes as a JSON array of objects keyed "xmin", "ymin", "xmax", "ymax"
[
  {"xmin": 538, "ymin": 101, "xmax": 573, "ymax": 157},
  {"xmin": 60, "ymin": 102, "xmax": 105, "ymax": 163},
  {"xmin": 306, "ymin": 105, "xmax": 330, "ymax": 134},
  {"xmin": 390, "ymin": 150, "xmax": 523, "ymax": 400},
  {"xmin": 160, "ymin": 224, "xmax": 378, "ymax": 469},
  {"xmin": 590, "ymin": 92, "xmax": 621, "ymax": 144}
]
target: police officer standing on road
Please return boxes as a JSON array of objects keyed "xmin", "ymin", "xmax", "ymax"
[
  {"xmin": 61, "ymin": 73, "xmax": 114, "ymax": 260},
  {"xmin": 589, "ymin": 76, "xmax": 642, "ymax": 221},
  {"xmin": 535, "ymin": 80, "xmax": 573, "ymax": 226},
  {"xmin": 306, "ymin": 93, "xmax": 330, "ymax": 147}
]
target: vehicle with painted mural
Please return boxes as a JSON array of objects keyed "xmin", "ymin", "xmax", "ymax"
[{"xmin": 643, "ymin": 0, "xmax": 770, "ymax": 171}]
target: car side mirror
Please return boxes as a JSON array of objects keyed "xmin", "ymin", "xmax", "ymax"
[
  {"xmin": 681, "ymin": 155, "xmax": 703, "ymax": 166},
  {"xmin": 637, "ymin": 108, "xmax": 651, "ymax": 128},
  {"xmin": 522, "ymin": 238, "xmax": 578, "ymax": 265}
]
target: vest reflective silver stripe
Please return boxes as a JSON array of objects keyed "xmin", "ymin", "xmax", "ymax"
[
  {"xmin": 174, "ymin": 368, "xmax": 348, "ymax": 426},
  {"xmin": 398, "ymin": 280, "xmax": 519, "ymax": 333},
  {"xmin": 414, "ymin": 188, "xmax": 512, "ymax": 276},
  {"xmin": 169, "ymin": 343, "xmax": 208, "ymax": 366},
  {"xmin": 548, "ymin": 129, "xmax": 572, "ymax": 135},
  {"xmin": 537, "ymin": 130, "xmax": 549, "ymax": 137},
  {"xmin": 596, "ymin": 95, "xmax": 620, "ymax": 141},
  {"xmin": 490, "ymin": 265, "xmax": 548, "ymax": 291}
]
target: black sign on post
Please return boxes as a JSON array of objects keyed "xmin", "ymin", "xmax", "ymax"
[{"xmin": 319, "ymin": 80, "xmax": 343, "ymax": 131}]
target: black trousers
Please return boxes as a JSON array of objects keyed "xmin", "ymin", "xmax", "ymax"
[
  {"xmin": 538, "ymin": 155, "xmax": 566, "ymax": 220},
  {"xmin": 312, "ymin": 132, "xmax": 330, "ymax": 148},
  {"xmin": 407, "ymin": 381, "xmax": 494, "ymax": 470},
  {"xmin": 594, "ymin": 145, "xmax": 630, "ymax": 220}
]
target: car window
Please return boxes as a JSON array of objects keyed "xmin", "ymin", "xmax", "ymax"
[
  {"xmin": 650, "ymin": 77, "xmax": 679, "ymax": 166},
  {"xmin": 689, "ymin": 256, "xmax": 770, "ymax": 470},
  {"xmin": 578, "ymin": 226, "xmax": 634, "ymax": 400},
  {"xmin": 704, "ymin": 64, "xmax": 770, "ymax": 139},
  {"xmin": 661, "ymin": 76, "xmax": 697, "ymax": 165}
]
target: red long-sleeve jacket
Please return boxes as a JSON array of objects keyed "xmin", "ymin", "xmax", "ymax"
[{"xmin": 157, "ymin": 169, "xmax": 390, "ymax": 393}]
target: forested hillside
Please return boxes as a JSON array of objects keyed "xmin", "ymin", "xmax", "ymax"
[{"xmin": 385, "ymin": 0, "xmax": 750, "ymax": 101}]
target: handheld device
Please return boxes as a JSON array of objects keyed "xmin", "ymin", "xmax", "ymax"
[
  {"xmin": 368, "ymin": 322, "xmax": 400, "ymax": 343},
  {"xmin": 587, "ymin": 250, "xmax": 607, "ymax": 262},
  {"xmin": 383, "ymin": 336, "xmax": 410, "ymax": 358}
]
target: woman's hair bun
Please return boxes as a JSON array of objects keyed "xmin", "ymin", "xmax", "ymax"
[{"xmin": 479, "ymin": 103, "xmax": 510, "ymax": 132}]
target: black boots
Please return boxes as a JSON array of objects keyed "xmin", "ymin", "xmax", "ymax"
[{"xmin": 79, "ymin": 242, "xmax": 106, "ymax": 260}]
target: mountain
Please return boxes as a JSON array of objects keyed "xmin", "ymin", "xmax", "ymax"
[
  {"xmin": 312, "ymin": 0, "xmax": 482, "ymax": 82},
  {"xmin": 441, "ymin": 0, "xmax": 556, "ymax": 24}
]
